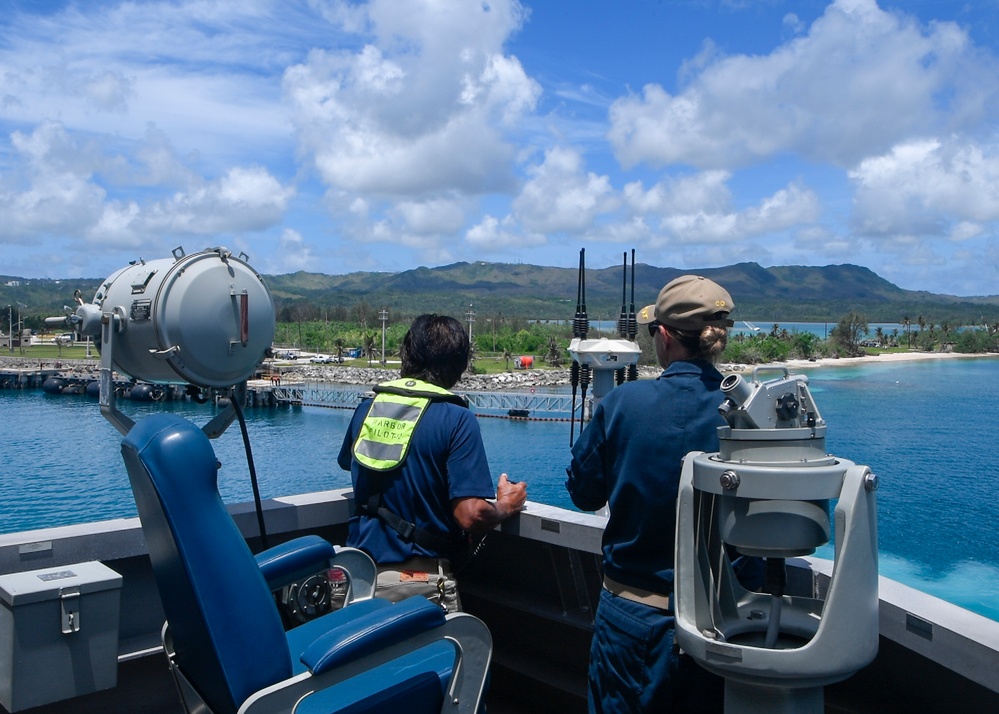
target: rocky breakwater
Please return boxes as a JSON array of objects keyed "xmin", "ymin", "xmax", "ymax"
[
  {"xmin": 0, "ymin": 355, "xmax": 670, "ymax": 391},
  {"xmin": 0, "ymin": 356, "xmax": 100, "ymax": 378},
  {"xmin": 281, "ymin": 363, "xmax": 664, "ymax": 391}
]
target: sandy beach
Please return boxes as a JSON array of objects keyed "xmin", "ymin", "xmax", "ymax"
[{"xmin": 779, "ymin": 350, "xmax": 999, "ymax": 371}]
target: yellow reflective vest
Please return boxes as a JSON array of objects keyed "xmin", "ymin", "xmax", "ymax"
[{"xmin": 352, "ymin": 378, "xmax": 465, "ymax": 471}]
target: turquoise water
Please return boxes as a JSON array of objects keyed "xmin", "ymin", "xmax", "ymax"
[
  {"xmin": 581, "ymin": 320, "xmax": 906, "ymax": 339},
  {"xmin": 3, "ymin": 356, "xmax": 999, "ymax": 620}
]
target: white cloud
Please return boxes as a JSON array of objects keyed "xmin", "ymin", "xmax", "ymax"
[
  {"xmin": 513, "ymin": 146, "xmax": 618, "ymax": 234},
  {"xmin": 275, "ymin": 1, "xmax": 542, "ymax": 267},
  {"xmin": 142, "ymin": 166, "xmax": 294, "ymax": 235},
  {"xmin": 80, "ymin": 70, "xmax": 134, "ymax": 113},
  {"xmin": 608, "ymin": 0, "xmax": 999, "ymax": 170},
  {"xmin": 465, "ymin": 213, "xmax": 546, "ymax": 251},
  {"xmin": 1, "ymin": 122, "xmax": 107, "ymax": 241},
  {"xmin": 392, "ymin": 197, "xmax": 468, "ymax": 235},
  {"xmin": 285, "ymin": 0, "xmax": 539, "ymax": 197},
  {"xmin": 0, "ymin": 0, "xmax": 303, "ymax": 169},
  {"xmin": 273, "ymin": 228, "xmax": 318, "ymax": 273},
  {"xmin": 850, "ymin": 137, "xmax": 999, "ymax": 236},
  {"xmin": 0, "ymin": 121, "xmax": 292, "ymax": 251},
  {"xmin": 622, "ymin": 171, "xmax": 732, "ymax": 215},
  {"xmin": 620, "ymin": 170, "xmax": 820, "ymax": 246}
]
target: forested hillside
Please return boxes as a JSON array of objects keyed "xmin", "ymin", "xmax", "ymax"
[{"xmin": 4, "ymin": 260, "xmax": 998, "ymax": 330}]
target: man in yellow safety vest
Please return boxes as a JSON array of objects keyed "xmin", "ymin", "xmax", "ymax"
[{"xmin": 338, "ymin": 314, "xmax": 527, "ymax": 610}]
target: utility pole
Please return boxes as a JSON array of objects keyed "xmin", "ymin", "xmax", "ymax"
[
  {"xmin": 6, "ymin": 305, "xmax": 12, "ymax": 352},
  {"xmin": 16, "ymin": 303, "xmax": 23, "ymax": 355},
  {"xmin": 379, "ymin": 309, "xmax": 388, "ymax": 366},
  {"xmin": 466, "ymin": 304, "xmax": 475, "ymax": 341}
]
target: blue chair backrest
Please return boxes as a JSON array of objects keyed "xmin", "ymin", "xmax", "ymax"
[{"xmin": 122, "ymin": 413, "xmax": 293, "ymax": 714}]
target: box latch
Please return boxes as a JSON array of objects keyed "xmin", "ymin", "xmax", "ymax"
[{"xmin": 60, "ymin": 588, "xmax": 81, "ymax": 634}]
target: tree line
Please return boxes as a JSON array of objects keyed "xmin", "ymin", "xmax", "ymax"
[{"xmin": 276, "ymin": 309, "xmax": 999, "ymax": 371}]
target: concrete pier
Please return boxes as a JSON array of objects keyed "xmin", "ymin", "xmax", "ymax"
[
  {"xmin": 0, "ymin": 367, "xmax": 62, "ymax": 389},
  {"xmin": 3, "ymin": 367, "xmax": 582, "ymax": 420}
]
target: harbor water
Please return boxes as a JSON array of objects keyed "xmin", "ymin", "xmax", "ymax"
[{"xmin": 3, "ymin": 356, "xmax": 998, "ymax": 621}]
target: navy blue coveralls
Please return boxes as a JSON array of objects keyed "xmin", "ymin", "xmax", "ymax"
[{"xmin": 566, "ymin": 359, "xmax": 727, "ymax": 713}]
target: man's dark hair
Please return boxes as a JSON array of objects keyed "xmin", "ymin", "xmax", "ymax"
[{"xmin": 400, "ymin": 314, "xmax": 469, "ymax": 389}]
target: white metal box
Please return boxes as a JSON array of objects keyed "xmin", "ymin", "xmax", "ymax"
[{"xmin": 0, "ymin": 561, "xmax": 122, "ymax": 712}]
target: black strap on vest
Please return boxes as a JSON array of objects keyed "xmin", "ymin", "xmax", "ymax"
[
  {"xmin": 362, "ymin": 493, "xmax": 455, "ymax": 554},
  {"xmin": 372, "ymin": 383, "xmax": 469, "ymax": 408},
  {"xmin": 356, "ymin": 386, "xmax": 467, "ymax": 555}
]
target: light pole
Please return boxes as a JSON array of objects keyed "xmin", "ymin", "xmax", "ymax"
[
  {"xmin": 379, "ymin": 309, "xmax": 388, "ymax": 366},
  {"xmin": 5, "ymin": 305, "xmax": 11, "ymax": 352},
  {"xmin": 15, "ymin": 303, "xmax": 25, "ymax": 354},
  {"xmin": 466, "ymin": 304, "xmax": 475, "ymax": 341}
]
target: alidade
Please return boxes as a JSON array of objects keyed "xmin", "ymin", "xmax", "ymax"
[{"xmin": 674, "ymin": 366, "xmax": 879, "ymax": 713}]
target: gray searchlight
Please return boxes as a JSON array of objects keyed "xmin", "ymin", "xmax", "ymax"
[
  {"xmin": 675, "ymin": 366, "xmax": 879, "ymax": 713},
  {"xmin": 48, "ymin": 246, "xmax": 274, "ymax": 437}
]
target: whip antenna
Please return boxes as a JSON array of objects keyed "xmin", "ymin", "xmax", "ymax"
[
  {"xmin": 627, "ymin": 249, "xmax": 638, "ymax": 381},
  {"xmin": 569, "ymin": 249, "xmax": 584, "ymax": 445},
  {"xmin": 576, "ymin": 250, "xmax": 591, "ymax": 444},
  {"xmin": 616, "ymin": 252, "xmax": 628, "ymax": 386}
]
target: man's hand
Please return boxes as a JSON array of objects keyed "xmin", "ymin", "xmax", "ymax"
[
  {"xmin": 452, "ymin": 473, "xmax": 527, "ymax": 533},
  {"xmin": 495, "ymin": 473, "xmax": 527, "ymax": 516}
]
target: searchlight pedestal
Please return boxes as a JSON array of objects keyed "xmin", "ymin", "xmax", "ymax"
[
  {"xmin": 46, "ymin": 246, "xmax": 274, "ymax": 437},
  {"xmin": 675, "ymin": 367, "xmax": 879, "ymax": 713}
]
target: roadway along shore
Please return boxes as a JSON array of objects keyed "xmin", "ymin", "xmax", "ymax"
[{"xmin": 1, "ymin": 349, "xmax": 994, "ymax": 393}]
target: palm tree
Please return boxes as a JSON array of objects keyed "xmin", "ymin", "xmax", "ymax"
[
  {"xmin": 874, "ymin": 327, "xmax": 885, "ymax": 347},
  {"xmin": 333, "ymin": 337, "xmax": 346, "ymax": 364},
  {"xmin": 466, "ymin": 340, "xmax": 478, "ymax": 374},
  {"xmin": 902, "ymin": 316, "xmax": 911, "ymax": 348},
  {"xmin": 544, "ymin": 336, "xmax": 564, "ymax": 367},
  {"xmin": 362, "ymin": 333, "xmax": 377, "ymax": 366},
  {"xmin": 502, "ymin": 348, "xmax": 513, "ymax": 371}
]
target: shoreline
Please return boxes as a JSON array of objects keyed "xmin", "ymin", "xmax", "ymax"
[
  {"xmin": 1, "ymin": 350, "xmax": 996, "ymax": 392},
  {"xmin": 778, "ymin": 350, "xmax": 999, "ymax": 371}
]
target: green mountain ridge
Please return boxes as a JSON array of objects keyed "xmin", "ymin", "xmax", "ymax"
[{"xmin": 3, "ymin": 261, "xmax": 998, "ymax": 326}]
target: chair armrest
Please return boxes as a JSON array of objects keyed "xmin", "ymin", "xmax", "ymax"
[
  {"xmin": 238, "ymin": 609, "xmax": 492, "ymax": 714},
  {"xmin": 254, "ymin": 538, "xmax": 376, "ymax": 603},
  {"xmin": 328, "ymin": 547, "xmax": 377, "ymax": 601},
  {"xmin": 301, "ymin": 596, "xmax": 446, "ymax": 675},
  {"xmin": 255, "ymin": 535, "xmax": 336, "ymax": 590}
]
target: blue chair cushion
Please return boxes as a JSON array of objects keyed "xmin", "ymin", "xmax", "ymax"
[
  {"xmin": 300, "ymin": 596, "xmax": 446, "ymax": 674},
  {"xmin": 293, "ymin": 645, "xmax": 454, "ymax": 714},
  {"xmin": 255, "ymin": 535, "xmax": 338, "ymax": 591}
]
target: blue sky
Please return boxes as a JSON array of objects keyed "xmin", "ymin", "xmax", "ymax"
[{"xmin": 2, "ymin": 0, "xmax": 999, "ymax": 296}]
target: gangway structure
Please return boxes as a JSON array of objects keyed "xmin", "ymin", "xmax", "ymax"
[{"xmin": 265, "ymin": 382, "xmax": 578, "ymax": 420}]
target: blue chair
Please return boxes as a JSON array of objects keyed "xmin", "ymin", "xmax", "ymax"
[{"xmin": 121, "ymin": 413, "xmax": 491, "ymax": 714}]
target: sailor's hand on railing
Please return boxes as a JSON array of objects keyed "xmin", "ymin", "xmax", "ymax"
[{"xmin": 496, "ymin": 473, "xmax": 527, "ymax": 516}]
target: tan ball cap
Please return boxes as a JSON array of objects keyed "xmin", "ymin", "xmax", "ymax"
[{"xmin": 636, "ymin": 275, "xmax": 735, "ymax": 330}]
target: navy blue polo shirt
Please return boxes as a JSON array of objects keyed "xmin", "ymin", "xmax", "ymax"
[
  {"xmin": 338, "ymin": 397, "xmax": 495, "ymax": 563},
  {"xmin": 566, "ymin": 359, "xmax": 726, "ymax": 594}
]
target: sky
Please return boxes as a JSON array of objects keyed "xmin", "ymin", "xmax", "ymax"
[{"xmin": 2, "ymin": 0, "xmax": 999, "ymax": 297}]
